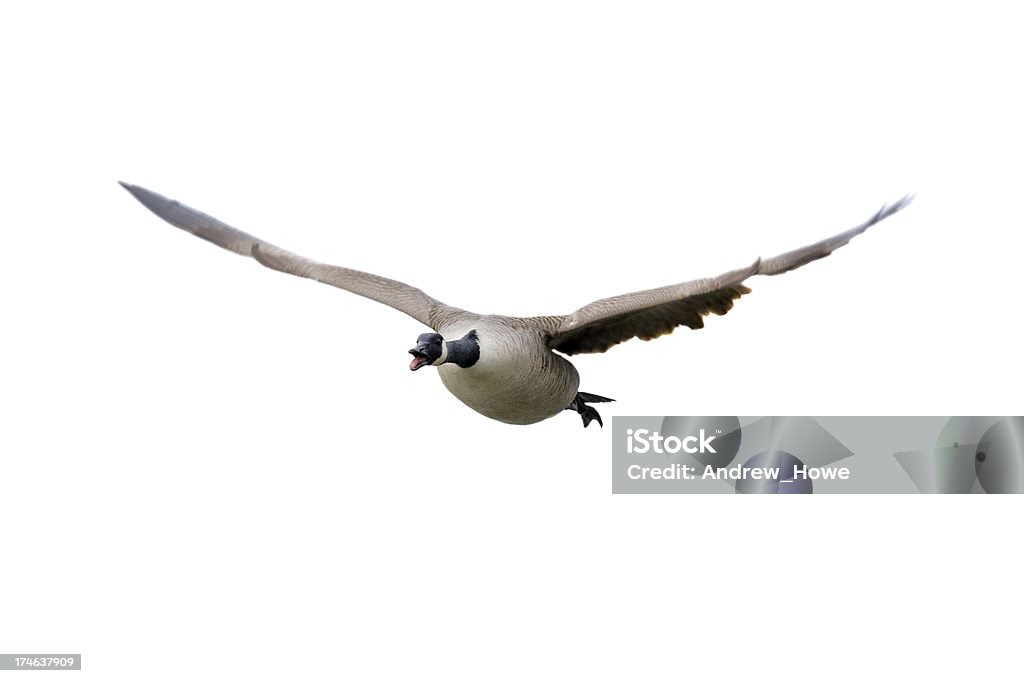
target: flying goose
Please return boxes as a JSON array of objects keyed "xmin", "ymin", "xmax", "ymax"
[{"xmin": 120, "ymin": 182, "xmax": 912, "ymax": 428}]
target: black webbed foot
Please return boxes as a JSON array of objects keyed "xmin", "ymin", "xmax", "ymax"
[{"xmin": 565, "ymin": 392, "xmax": 615, "ymax": 428}]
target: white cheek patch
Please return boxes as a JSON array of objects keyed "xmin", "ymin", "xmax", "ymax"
[{"xmin": 432, "ymin": 342, "xmax": 448, "ymax": 366}]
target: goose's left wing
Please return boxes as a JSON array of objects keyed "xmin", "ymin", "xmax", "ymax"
[{"xmin": 545, "ymin": 196, "xmax": 913, "ymax": 355}]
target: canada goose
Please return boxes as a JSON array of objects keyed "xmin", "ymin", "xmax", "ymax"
[{"xmin": 120, "ymin": 182, "xmax": 912, "ymax": 428}]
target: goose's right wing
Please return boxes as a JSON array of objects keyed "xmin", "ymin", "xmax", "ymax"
[
  {"xmin": 544, "ymin": 196, "xmax": 914, "ymax": 355},
  {"xmin": 120, "ymin": 183, "xmax": 468, "ymax": 329}
]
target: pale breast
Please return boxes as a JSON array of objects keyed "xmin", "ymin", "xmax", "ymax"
[{"xmin": 436, "ymin": 318, "xmax": 580, "ymax": 425}]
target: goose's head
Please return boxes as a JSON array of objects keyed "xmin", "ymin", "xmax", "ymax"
[
  {"xmin": 409, "ymin": 332, "xmax": 444, "ymax": 371},
  {"xmin": 408, "ymin": 329, "xmax": 481, "ymax": 371}
]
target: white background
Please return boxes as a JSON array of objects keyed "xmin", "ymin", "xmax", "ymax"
[{"xmin": 2, "ymin": 1, "xmax": 1021, "ymax": 680}]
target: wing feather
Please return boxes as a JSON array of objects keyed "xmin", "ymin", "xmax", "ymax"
[
  {"xmin": 547, "ymin": 196, "xmax": 913, "ymax": 355},
  {"xmin": 120, "ymin": 182, "xmax": 468, "ymax": 329}
]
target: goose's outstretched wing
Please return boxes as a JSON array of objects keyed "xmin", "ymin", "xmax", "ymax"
[
  {"xmin": 120, "ymin": 182, "xmax": 468, "ymax": 329},
  {"xmin": 545, "ymin": 196, "xmax": 914, "ymax": 355}
]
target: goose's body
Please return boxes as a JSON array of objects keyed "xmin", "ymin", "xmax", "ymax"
[
  {"xmin": 120, "ymin": 182, "xmax": 912, "ymax": 428},
  {"xmin": 435, "ymin": 316, "xmax": 580, "ymax": 425}
]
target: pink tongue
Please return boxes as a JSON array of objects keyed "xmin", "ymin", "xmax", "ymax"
[{"xmin": 410, "ymin": 356, "xmax": 424, "ymax": 370}]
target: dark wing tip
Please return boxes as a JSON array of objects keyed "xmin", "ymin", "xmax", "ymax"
[
  {"xmin": 118, "ymin": 180, "xmax": 146, "ymax": 198},
  {"xmin": 893, "ymin": 193, "xmax": 916, "ymax": 209},
  {"xmin": 873, "ymin": 194, "xmax": 916, "ymax": 225},
  {"xmin": 118, "ymin": 181, "xmax": 176, "ymax": 217}
]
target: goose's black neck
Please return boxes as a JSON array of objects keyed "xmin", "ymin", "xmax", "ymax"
[{"xmin": 445, "ymin": 330, "xmax": 480, "ymax": 368}]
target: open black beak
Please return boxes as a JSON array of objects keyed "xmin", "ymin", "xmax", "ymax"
[{"xmin": 408, "ymin": 346, "xmax": 430, "ymax": 371}]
